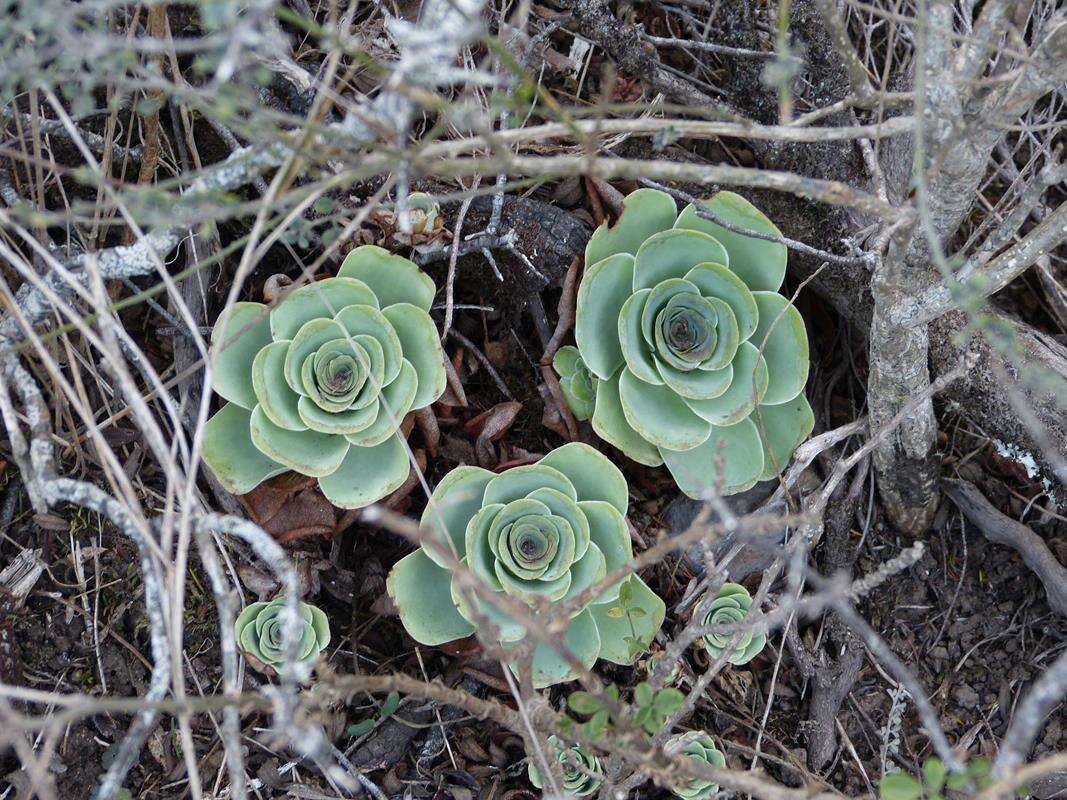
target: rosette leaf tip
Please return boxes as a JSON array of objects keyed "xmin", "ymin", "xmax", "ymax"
[
  {"xmin": 557, "ymin": 187, "xmax": 814, "ymax": 499},
  {"xmin": 387, "ymin": 443, "xmax": 666, "ymax": 688},
  {"xmin": 202, "ymin": 244, "xmax": 445, "ymax": 509}
]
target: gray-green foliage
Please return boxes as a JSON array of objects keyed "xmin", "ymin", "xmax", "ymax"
[
  {"xmin": 665, "ymin": 731, "xmax": 727, "ymax": 800},
  {"xmin": 386, "ymin": 443, "xmax": 665, "ymax": 688},
  {"xmin": 528, "ymin": 736, "xmax": 602, "ymax": 797},
  {"xmin": 879, "ymin": 757, "xmax": 1023, "ymax": 800},
  {"xmin": 203, "ymin": 244, "xmax": 445, "ymax": 508},
  {"xmin": 562, "ymin": 188, "xmax": 814, "ymax": 498},
  {"xmin": 699, "ymin": 582, "xmax": 766, "ymax": 665},
  {"xmin": 234, "ymin": 597, "xmax": 330, "ymax": 668}
]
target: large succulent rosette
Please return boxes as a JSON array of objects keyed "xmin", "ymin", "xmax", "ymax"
[
  {"xmin": 566, "ymin": 188, "xmax": 814, "ymax": 497},
  {"xmin": 202, "ymin": 246, "xmax": 445, "ymax": 508},
  {"xmin": 386, "ymin": 443, "xmax": 665, "ymax": 687},
  {"xmin": 699, "ymin": 583, "xmax": 765, "ymax": 665},
  {"xmin": 665, "ymin": 732, "xmax": 727, "ymax": 800}
]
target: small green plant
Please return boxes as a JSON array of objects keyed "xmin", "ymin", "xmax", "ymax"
[
  {"xmin": 387, "ymin": 443, "xmax": 665, "ymax": 687},
  {"xmin": 560, "ymin": 188, "xmax": 814, "ymax": 498},
  {"xmin": 234, "ymin": 597, "xmax": 330, "ymax": 671},
  {"xmin": 879, "ymin": 757, "xmax": 1023, "ymax": 800},
  {"xmin": 564, "ymin": 681, "xmax": 684, "ymax": 738},
  {"xmin": 528, "ymin": 735, "xmax": 603, "ymax": 797},
  {"xmin": 665, "ymin": 731, "xmax": 727, "ymax": 800},
  {"xmin": 346, "ymin": 690, "xmax": 401, "ymax": 737},
  {"xmin": 202, "ymin": 243, "xmax": 446, "ymax": 508},
  {"xmin": 699, "ymin": 583, "xmax": 766, "ymax": 665}
]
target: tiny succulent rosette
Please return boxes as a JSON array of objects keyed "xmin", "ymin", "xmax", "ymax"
[
  {"xmin": 700, "ymin": 583, "xmax": 766, "ymax": 665},
  {"xmin": 553, "ymin": 345, "xmax": 596, "ymax": 421},
  {"xmin": 386, "ymin": 443, "xmax": 666, "ymax": 687},
  {"xmin": 234, "ymin": 597, "xmax": 331, "ymax": 671},
  {"xmin": 202, "ymin": 245, "xmax": 446, "ymax": 508},
  {"xmin": 665, "ymin": 731, "xmax": 727, "ymax": 800},
  {"xmin": 528, "ymin": 736, "xmax": 602, "ymax": 797},
  {"xmin": 563, "ymin": 188, "xmax": 814, "ymax": 498}
]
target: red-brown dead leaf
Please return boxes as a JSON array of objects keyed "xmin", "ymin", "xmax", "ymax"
[{"xmin": 465, "ymin": 401, "xmax": 522, "ymax": 467}]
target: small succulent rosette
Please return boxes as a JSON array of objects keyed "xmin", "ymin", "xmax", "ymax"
[
  {"xmin": 528, "ymin": 736, "xmax": 602, "ymax": 797},
  {"xmin": 552, "ymin": 345, "xmax": 596, "ymax": 421},
  {"xmin": 561, "ymin": 188, "xmax": 814, "ymax": 498},
  {"xmin": 665, "ymin": 731, "xmax": 727, "ymax": 800},
  {"xmin": 202, "ymin": 245, "xmax": 446, "ymax": 508},
  {"xmin": 234, "ymin": 597, "xmax": 331, "ymax": 674},
  {"xmin": 386, "ymin": 443, "xmax": 665, "ymax": 688},
  {"xmin": 699, "ymin": 583, "xmax": 766, "ymax": 665}
]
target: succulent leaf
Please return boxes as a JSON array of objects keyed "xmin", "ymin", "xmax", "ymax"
[
  {"xmin": 754, "ymin": 395, "xmax": 815, "ymax": 482},
  {"xmin": 387, "ymin": 450, "xmax": 665, "ymax": 687},
  {"xmin": 338, "ymin": 245, "xmax": 436, "ymax": 311},
  {"xmin": 552, "ymin": 345, "xmax": 597, "ymax": 420},
  {"xmin": 675, "ymin": 191, "xmax": 787, "ymax": 292},
  {"xmin": 202, "ymin": 403, "xmax": 287, "ymax": 493},
  {"xmin": 557, "ymin": 188, "xmax": 812, "ymax": 498},
  {"xmin": 202, "ymin": 246, "xmax": 443, "ymax": 507},
  {"xmin": 585, "ymin": 187, "xmax": 677, "ymax": 265},
  {"xmin": 211, "ymin": 302, "xmax": 272, "ymax": 409}
]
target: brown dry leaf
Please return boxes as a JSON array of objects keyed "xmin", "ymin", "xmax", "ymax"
[
  {"xmin": 465, "ymin": 401, "xmax": 522, "ymax": 467},
  {"xmin": 238, "ymin": 473, "xmax": 338, "ymax": 543},
  {"xmin": 714, "ymin": 668, "xmax": 754, "ymax": 705},
  {"xmin": 538, "ymin": 381, "xmax": 571, "ymax": 439}
]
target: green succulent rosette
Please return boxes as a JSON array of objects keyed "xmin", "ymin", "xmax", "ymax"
[
  {"xmin": 700, "ymin": 583, "xmax": 765, "ymax": 665},
  {"xmin": 528, "ymin": 736, "xmax": 602, "ymax": 797},
  {"xmin": 386, "ymin": 442, "xmax": 665, "ymax": 688},
  {"xmin": 564, "ymin": 188, "xmax": 814, "ymax": 498},
  {"xmin": 202, "ymin": 245, "xmax": 446, "ymax": 508},
  {"xmin": 665, "ymin": 731, "xmax": 727, "ymax": 800},
  {"xmin": 234, "ymin": 597, "xmax": 331, "ymax": 668},
  {"xmin": 553, "ymin": 345, "xmax": 596, "ymax": 421}
]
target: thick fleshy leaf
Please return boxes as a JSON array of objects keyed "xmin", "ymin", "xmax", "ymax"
[
  {"xmin": 562, "ymin": 542, "xmax": 606, "ymax": 602},
  {"xmin": 701, "ymin": 298, "xmax": 740, "ymax": 371},
  {"xmin": 684, "ymin": 262, "xmax": 759, "ymax": 343},
  {"xmin": 464, "ymin": 503, "xmax": 506, "ymax": 589},
  {"xmin": 618, "ymin": 368, "xmax": 712, "ymax": 452},
  {"xmin": 483, "ymin": 464, "xmax": 576, "ymax": 505},
  {"xmin": 211, "ymin": 302, "xmax": 272, "ymax": 409},
  {"xmin": 754, "ymin": 394, "xmax": 814, "ymax": 481},
  {"xmin": 269, "ymin": 277, "xmax": 378, "ymax": 340},
  {"xmin": 338, "ymin": 245, "xmax": 436, "ymax": 311},
  {"xmin": 333, "ymin": 304, "xmax": 404, "ymax": 385},
  {"xmin": 381, "ymin": 303, "xmax": 446, "ymax": 409},
  {"xmin": 575, "ymin": 253, "xmax": 635, "ymax": 380},
  {"xmin": 298, "ymin": 395, "xmax": 379, "ymax": 435},
  {"xmin": 618, "ymin": 289, "xmax": 664, "ymax": 385},
  {"xmin": 683, "ymin": 342, "xmax": 768, "ymax": 426},
  {"xmin": 249, "ymin": 405, "xmax": 349, "ymax": 477},
  {"xmin": 319, "ymin": 433, "xmax": 410, "ymax": 507},
  {"xmin": 202, "ymin": 403, "xmax": 286, "ymax": 493},
  {"xmin": 388, "ymin": 549, "xmax": 475, "ymax": 645},
  {"xmin": 523, "ymin": 608, "xmax": 601, "ymax": 689},
  {"xmin": 553, "ymin": 345, "xmax": 596, "ymax": 420},
  {"xmin": 284, "ymin": 317, "xmax": 348, "ymax": 395},
  {"xmin": 674, "ymin": 192, "xmax": 787, "ymax": 292},
  {"xmin": 633, "ymin": 229, "xmax": 729, "ymax": 291},
  {"xmin": 420, "ymin": 464, "xmax": 494, "ymax": 567},
  {"xmin": 589, "ymin": 576, "xmax": 665, "ymax": 664},
  {"xmin": 591, "ymin": 372, "xmax": 664, "ymax": 467},
  {"xmin": 539, "ymin": 442, "xmax": 629, "ymax": 514},
  {"xmin": 659, "ymin": 417, "xmax": 764, "ymax": 498},
  {"xmin": 580, "ymin": 500, "xmax": 632, "ymax": 602},
  {"xmin": 585, "ymin": 188, "xmax": 676, "ymax": 266},
  {"xmin": 750, "ymin": 292, "xmax": 809, "ymax": 405},
  {"xmin": 345, "ymin": 359, "xmax": 418, "ymax": 447},
  {"xmin": 251, "ymin": 340, "xmax": 307, "ymax": 431},
  {"xmin": 658, "ymin": 359, "xmax": 733, "ymax": 401},
  {"xmin": 526, "ymin": 487, "xmax": 591, "ymax": 562}
]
